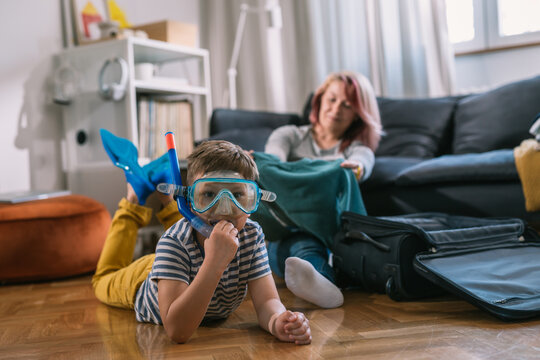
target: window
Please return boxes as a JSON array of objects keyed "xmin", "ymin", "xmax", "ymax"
[{"xmin": 445, "ymin": 0, "xmax": 540, "ymax": 54}]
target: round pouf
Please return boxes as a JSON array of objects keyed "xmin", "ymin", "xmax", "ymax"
[{"xmin": 0, "ymin": 194, "xmax": 111, "ymax": 284}]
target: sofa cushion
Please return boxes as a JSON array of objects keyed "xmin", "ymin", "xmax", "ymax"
[
  {"xmin": 362, "ymin": 182, "xmax": 537, "ymax": 221},
  {"xmin": 453, "ymin": 76, "xmax": 540, "ymax": 154},
  {"xmin": 361, "ymin": 157, "xmax": 424, "ymax": 190},
  {"xmin": 0, "ymin": 195, "xmax": 110, "ymax": 283},
  {"xmin": 375, "ymin": 97, "xmax": 457, "ymax": 158},
  {"xmin": 395, "ymin": 149, "xmax": 518, "ymax": 186}
]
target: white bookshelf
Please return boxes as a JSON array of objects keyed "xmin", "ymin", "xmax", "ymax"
[{"xmin": 57, "ymin": 37, "xmax": 212, "ymax": 213}]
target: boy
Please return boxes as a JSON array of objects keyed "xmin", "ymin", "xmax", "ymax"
[{"xmin": 92, "ymin": 137, "xmax": 311, "ymax": 345}]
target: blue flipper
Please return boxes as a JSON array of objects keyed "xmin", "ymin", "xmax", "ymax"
[
  {"xmin": 100, "ymin": 129, "xmax": 154, "ymax": 205},
  {"xmin": 143, "ymin": 153, "xmax": 172, "ymax": 187}
]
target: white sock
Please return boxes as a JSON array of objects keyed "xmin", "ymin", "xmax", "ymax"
[{"xmin": 284, "ymin": 257, "xmax": 344, "ymax": 309}]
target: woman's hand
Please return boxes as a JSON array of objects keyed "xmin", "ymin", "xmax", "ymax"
[
  {"xmin": 340, "ymin": 159, "xmax": 359, "ymax": 169},
  {"xmin": 271, "ymin": 310, "xmax": 311, "ymax": 345},
  {"xmin": 340, "ymin": 160, "xmax": 363, "ymax": 180}
]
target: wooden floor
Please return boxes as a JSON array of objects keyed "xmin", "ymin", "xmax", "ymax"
[{"xmin": 2, "ymin": 275, "xmax": 540, "ymax": 360}]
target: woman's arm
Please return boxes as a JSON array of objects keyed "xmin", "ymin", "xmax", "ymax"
[
  {"xmin": 249, "ymin": 274, "xmax": 312, "ymax": 345},
  {"xmin": 264, "ymin": 125, "xmax": 298, "ymax": 161},
  {"xmin": 342, "ymin": 142, "xmax": 375, "ymax": 181}
]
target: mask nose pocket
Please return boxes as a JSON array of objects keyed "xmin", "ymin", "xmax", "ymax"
[{"xmin": 213, "ymin": 194, "xmax": 234, "ymax": 215}]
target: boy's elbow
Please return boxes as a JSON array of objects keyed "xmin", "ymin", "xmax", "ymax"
[
  {"xmin": 164, "ymin": 322, "xmax": 193, "ymax": 344},
  {"xmin": 170, "ymin": 334, "xmax": 190, "ymax": 344}
]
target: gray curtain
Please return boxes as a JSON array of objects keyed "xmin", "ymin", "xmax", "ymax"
[{"xmin": 199, "ymin": 0, "xmax": 456, "ymax": 114}]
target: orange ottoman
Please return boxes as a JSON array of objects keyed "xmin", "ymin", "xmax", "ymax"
[{"xmin": 0, "ymin": 195, "xmax": 111, "ymax": 283}]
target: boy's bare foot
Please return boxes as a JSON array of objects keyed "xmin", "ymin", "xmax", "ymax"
[
  {"xmin": 126, "ymin": 183, "xmax": 139, "ymax": 204},
  {"xmin": 127, "ymin": 182, "xmax": 173, "ymax": 207},
  {"xmin": 157, "ymin": 191, "xmax": 174, "ymax": 207}
]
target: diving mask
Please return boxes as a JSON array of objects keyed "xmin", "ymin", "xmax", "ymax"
[{"xmin": 157, "ymin": 171, "xmax": 276, "ymax": 215}]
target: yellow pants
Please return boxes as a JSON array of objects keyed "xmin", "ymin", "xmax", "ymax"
[{"xmin": 92, "ymin": 198, "xmax": 182, "ymax": 309}]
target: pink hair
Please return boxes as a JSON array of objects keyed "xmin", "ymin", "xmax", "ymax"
[{"xmin": 309, "ymin": 71, "xmax": 382, "ymax": 152}]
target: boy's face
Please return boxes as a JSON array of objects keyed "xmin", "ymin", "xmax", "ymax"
[{"xmin": 189, "ymin": 171, "xmax": 251, "ymax": 232}]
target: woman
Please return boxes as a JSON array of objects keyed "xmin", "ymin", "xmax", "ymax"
[{"xmin": 264, "ymin": 71, "xmax": 382, "ymax": 308}]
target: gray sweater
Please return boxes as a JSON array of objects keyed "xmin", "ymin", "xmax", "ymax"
[{"xmin": 264, "ymin": 125, "xmax": 375, "ymax": 181}]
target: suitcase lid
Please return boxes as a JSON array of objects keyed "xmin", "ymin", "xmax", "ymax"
[{"xmin": 415, "ymin": 242, "xmax": 540, "ymax": 320}]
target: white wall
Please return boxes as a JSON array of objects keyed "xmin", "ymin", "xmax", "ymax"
[
  {"xmin": 0, "ymin": 0, "xmax": 198, "ymax": 194},
  {"xmin": 0, "ymin": 0, "xmax": 63, "ymax": 193},
  {"xmin": 454, "ymin": 45, "xmax": 540, "ymax": 94}
]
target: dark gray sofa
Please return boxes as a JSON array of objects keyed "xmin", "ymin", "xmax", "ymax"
[{"xmin": 207, "ymin": 75, "xmax": 540, "ymax": 226}]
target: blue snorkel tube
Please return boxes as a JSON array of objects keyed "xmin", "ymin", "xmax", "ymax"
[{"xmin": 165, "ymin": 132, "xmax": 213, "ymax": 238}]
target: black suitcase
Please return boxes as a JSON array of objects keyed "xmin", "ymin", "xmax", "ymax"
[{"xmin": 333, "ymin": 211, "xmax": 540, "ymax": 320}]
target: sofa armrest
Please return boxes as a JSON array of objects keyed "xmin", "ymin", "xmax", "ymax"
[{"xmin": 395, "ymin": 149, "xmax": 518, "ymax": 186}]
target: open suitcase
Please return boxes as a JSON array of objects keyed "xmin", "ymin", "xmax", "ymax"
[{"xmin": 333, "ymin": 212, "xmax": 540, "ymax": 320}]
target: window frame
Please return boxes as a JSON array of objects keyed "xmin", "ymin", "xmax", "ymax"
[{"xmin": 449, "ymin": 0, "xmax": 540, "ymax": 55}]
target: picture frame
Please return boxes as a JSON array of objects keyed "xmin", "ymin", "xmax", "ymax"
[{"xmin": 71, "ymin": 0, "xmax": 109, "ymax": 45}]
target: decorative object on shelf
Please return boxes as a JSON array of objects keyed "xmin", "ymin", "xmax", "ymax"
[
  {"xmin": 107, "ymin": 0, "xmax": 131, "ymax": 28},
  {"xmin": 71, "ymin": 0, "xmax": 133, "ymax": 45},
  {"xmin": 71, "ymin": 0, "xmax": 107, "ymax": 44},
  {"xmin": 98, "ymin": 20, "xmax": 120, "ymax": 39},
  {"xmin": 61, "ymin": 0, "xmax": 76, "ymax": 48},
  {"xmin": 52, "ymin": 57, "xmax": 80, "ymax": 105},
  {"xmin": 130, "ymin": 20, "xmax": 198, "ymax": 48},
  {"xmin": 227, "ymin": 2, "xmax": 282, "ymax": 109},
  {"xmin": 134, "ymin": 62, "xmax": 156, "ymax": 81},
  {"xmin": 98, "ymin": 57, "xmax": 128, "ymax": 101}
]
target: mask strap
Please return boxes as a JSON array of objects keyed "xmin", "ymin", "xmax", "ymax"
[{"xmin": 261, "ymin": 189, "xmax": 277, "ymax": 202}]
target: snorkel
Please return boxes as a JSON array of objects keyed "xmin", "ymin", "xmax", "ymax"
[{"xmin": 165, "ymin": 132, "xmax": 213, "ymax": 238}]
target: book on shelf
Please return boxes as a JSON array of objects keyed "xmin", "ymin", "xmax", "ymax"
[{"xmin": 138, "ymin": 95, "xmax": 194, "ymax": 160}]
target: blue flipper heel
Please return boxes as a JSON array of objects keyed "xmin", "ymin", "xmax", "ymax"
[
  {"xmin": 143, "ymin": 153, "xmax": 173, "ymax": 187},
  {"xmin": 100, "ymin": 129, "xmax": 154, "ymax": 205}
]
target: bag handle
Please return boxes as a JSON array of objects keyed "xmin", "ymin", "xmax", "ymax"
[{"xmin": 344, "ymin": 230, "xmax": 391, "ymax": 252}]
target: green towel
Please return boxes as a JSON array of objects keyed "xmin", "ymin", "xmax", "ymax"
[{"xmin": 252, "ymin": 152, "xmax": 366, "ymax": 248}]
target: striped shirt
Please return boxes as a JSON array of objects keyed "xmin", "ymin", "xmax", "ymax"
[{"xmin": 134, "ymin": 218, "xmax": 272, "ymax": 324}]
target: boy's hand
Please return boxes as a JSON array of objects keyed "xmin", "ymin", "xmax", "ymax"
[
  {"xmin": 204, "ymin": 220, "xmax": 239, "ymax": 271},
  {"xmin": 272, "ymin": 310, "xmax": 311, "ymax": 345}
]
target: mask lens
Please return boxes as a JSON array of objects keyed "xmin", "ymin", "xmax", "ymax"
[
  {"xmin": 228, "ymin": 181, "xmax": 257, "ymax": 212},
  {"xmin": 190, "ymin": 179, "xmax": 259, "ymax": 213},
  {"xmin": 191, "ymin": 181, "xmax": 219, "ymax": 211}
]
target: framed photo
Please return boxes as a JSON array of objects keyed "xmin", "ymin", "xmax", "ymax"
[{"xmin": 71, "ymin": 0, "xmax": 108, "ymax": 44}]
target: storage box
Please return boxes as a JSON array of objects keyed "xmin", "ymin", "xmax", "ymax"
[{"xmin": 131, "ymin": 20, "xmax": 198, "ymax": 47}]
